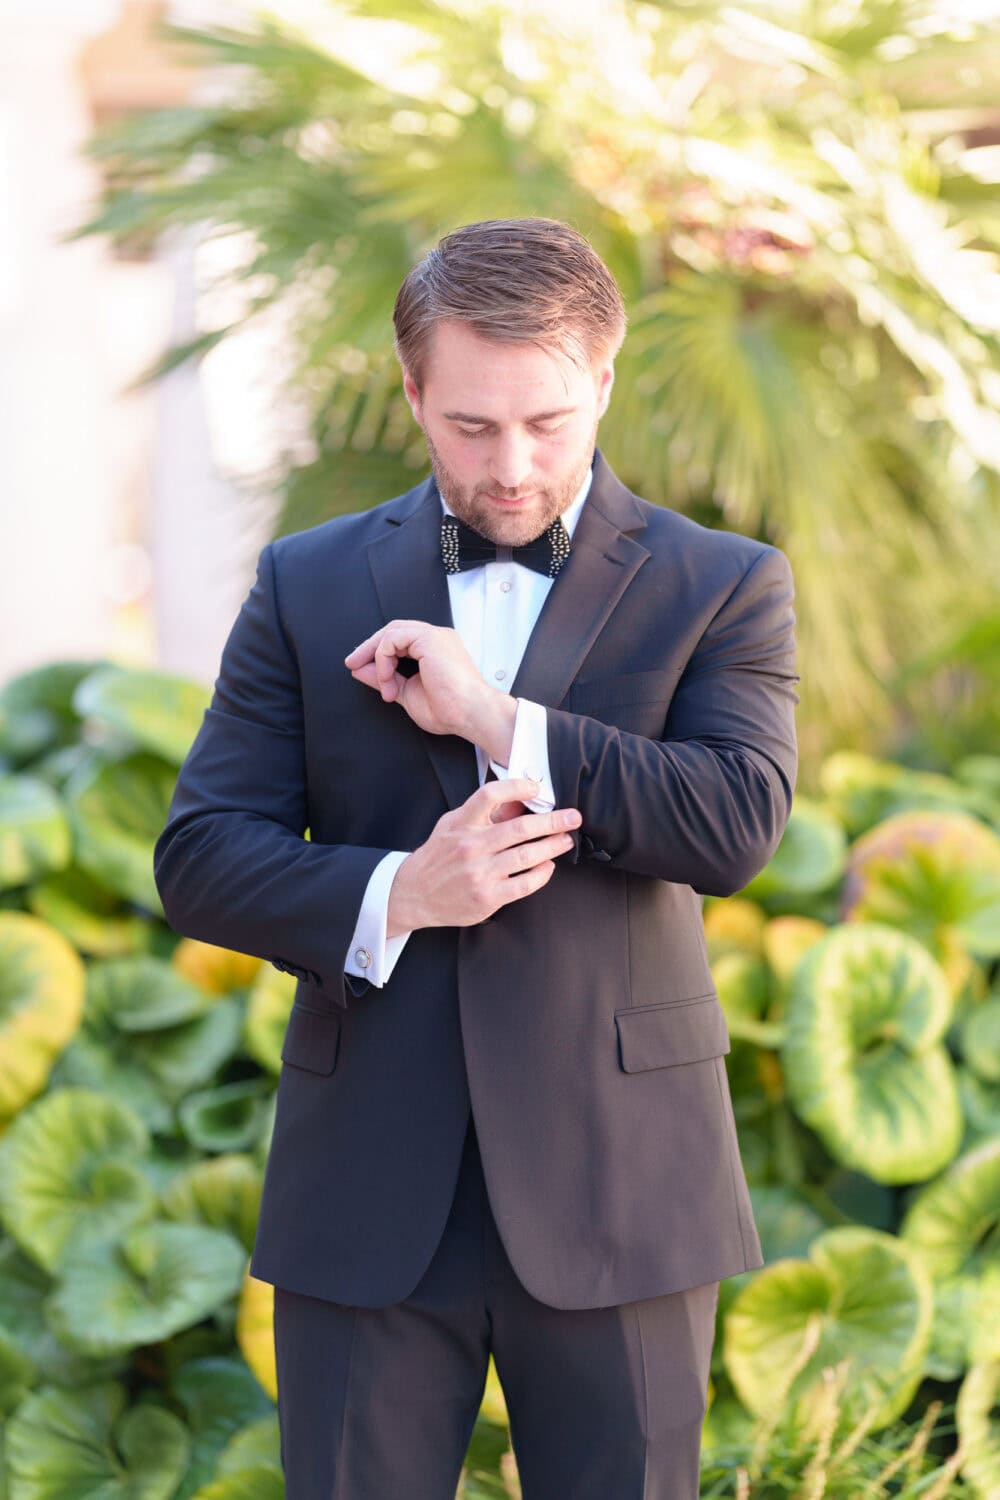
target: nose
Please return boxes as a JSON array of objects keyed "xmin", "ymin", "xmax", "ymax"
[{"xmin": 486, "ymin": 430, "xmax": 535, "ymax": 493}]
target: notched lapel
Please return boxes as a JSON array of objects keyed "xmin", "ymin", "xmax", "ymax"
[
  {"xmin": 366, "ymin": 481, "xmax": 480, "ymax": 812},
  {"xmin": 510, "ymin": 456, "xmax": 651, "ymax": 710}
]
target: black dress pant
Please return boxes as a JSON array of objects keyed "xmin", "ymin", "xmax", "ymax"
[{"xmin": 273, "ymin": 1113, "xmax": 719, "ymax": 1499}]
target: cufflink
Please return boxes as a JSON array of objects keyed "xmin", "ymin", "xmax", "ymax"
[
  {"xmin": 354, "ymin": 947, "xmax": 372, "ymax": 969},
  {"xmin": 522, "ymin": 768, "xmax": 543, "ymax": 782}
]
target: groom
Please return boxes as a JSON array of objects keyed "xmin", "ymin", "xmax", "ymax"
[{"xmin": 154, "ymin": 217, "xmax": 799, "ymax": 1498}]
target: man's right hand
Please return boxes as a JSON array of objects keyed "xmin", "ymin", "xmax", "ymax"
[{"xmin": 386, "ymin": 778, "xmax": 582, "ymax": 936}]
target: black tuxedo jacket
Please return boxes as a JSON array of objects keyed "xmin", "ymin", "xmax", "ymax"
[{"xmin": 154, "ymin": 449, "xmax": 799, "ymax": 1309}]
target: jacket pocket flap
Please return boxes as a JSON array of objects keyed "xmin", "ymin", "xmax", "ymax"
[
  {"xmin": 281, "ymin": 1005, "xmax": 341, "ymax": 1075},
  {"xmin": 615, "ymin": 995, "xmax": 730, "ymax": 1072}
]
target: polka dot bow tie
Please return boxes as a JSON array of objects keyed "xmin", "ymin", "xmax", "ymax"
[{"xmin": 440, "ymin": 514, "xmax": 572, "ymax": 579}]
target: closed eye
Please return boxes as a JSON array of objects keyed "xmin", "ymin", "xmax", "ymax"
[{"xmin": 457, "ymin": 422, "xmax": 567, "ymax": 439}]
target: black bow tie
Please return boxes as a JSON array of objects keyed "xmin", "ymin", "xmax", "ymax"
[{"xmin": 441, "ymin": 513, "xmax": 571, "ymax": 579}]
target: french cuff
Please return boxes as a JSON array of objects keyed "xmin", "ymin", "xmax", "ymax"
[
  {"xmin": 488, "ymin": 697, "xmax": 555, "ymax": 812},
  {"xmin": 344, "ymin": 850, "xmax": 413, "ymax": 988}
]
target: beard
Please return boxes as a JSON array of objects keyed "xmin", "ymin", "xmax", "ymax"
[{"xmin": 423, "ymin": 420, "xmax": 599, "ymax": 546}]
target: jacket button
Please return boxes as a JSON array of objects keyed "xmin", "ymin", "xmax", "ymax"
[{"xmin": 590, "ymin": 848, "xmax": 612, "ymax": 863}]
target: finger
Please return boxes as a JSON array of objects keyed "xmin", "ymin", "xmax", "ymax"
[
  {"xmin": 488, "ymin": 798, "xmax": 529, "ymax": 824},
  {"xmin": 486, "ymin": 806, "xmax": 581, "ymax": 849},
  {"xmin": 344, "ymin": 627, "xmax": 387, "ymax": 668},
  {"xmin": 374, "ymin": 638, "xmax": 401, "ymax": 694},
  {"xmin": 345, "ymin": 620, "xmax": 425, "ymax": 670},
  {"xmin": 494, "ymin": 830, "xmax": 576, "ymax": 879},
  {"xmin": 471, "ymin": 777, "xmax": 543, "ymax": 818},
  {"xmin": 494, "ymin": 858, "xmax": 557, "ymax": 905}
]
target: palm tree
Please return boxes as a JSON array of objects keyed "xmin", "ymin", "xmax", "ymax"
[{"xmin": 73, "ymin": 0, "xmax": 1000, "ymax": 773}]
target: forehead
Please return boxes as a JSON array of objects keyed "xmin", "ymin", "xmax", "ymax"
[{"xmin": 421, "ymin": 320, "xmax": 593, "ymax": 413}]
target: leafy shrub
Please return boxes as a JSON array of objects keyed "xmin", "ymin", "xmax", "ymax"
[{"xmin": 1, "ymin": 660, "xmax": 998, "ymax": 1495}]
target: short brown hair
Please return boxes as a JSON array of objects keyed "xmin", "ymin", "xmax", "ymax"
[{"xmin": 393, "ymin": 217, "xmax": 627, "ymax": 392}]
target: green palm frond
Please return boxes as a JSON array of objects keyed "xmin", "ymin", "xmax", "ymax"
[{"xmin": 72, "ymin": 0, "xmax": 1000, "ymax": 768}]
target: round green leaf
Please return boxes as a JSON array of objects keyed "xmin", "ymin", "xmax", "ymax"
[
  {"xmin": 63, "ymin": 751, "xmax": 176, "ymax": 912},
  {"xmin": 0, "ymin": 776, "xmax": 72, "ymax": 893},
  {"xmin": 87, "ymin": 956, "xmax": 215, "ymax": 1032},
  {"xmin": 178, "ymin": 1081, "xmax": 273, "ymax": 1154},
  {"xmin": 901, "ymin": 1138, "xmax": 1000, "ymax": 1279},
  {"xmin": 962, "ymin": 996, "xmax": 1000, "ymax": 1083},
  {"xmin": 820, "ymin": 751, "xmax": 991, "ymax": 836},
  {"xmin": 160, "ymin": 1155, "xmax": 263, "ymax": 1254},
  {"xmin": 841, "ymin": 809, "xmax": 1000, "ymax": 959},
  {"xmin": 27, "ymin": 864, "xmax": 152, "ymax": 958},
  {"xmin": 5, "ymin": 1381, "xmax": 190, "ymax": 1500},
  {"xmin": 959, "ymin": 1068, "xmax": 1000, "ymax": 1148},
  {"xmin": 741, "ymin": 796, "xmax": 847, "ymax": 899},
  {"xmin": 216, "ymin": 1415, "xmax": 282, "ymax": 1476},
  {"xmin": 901, "ymin": 1140, "xmax": 1000, "ymax": 1375},
  {"xmin": 48, "ymin": 1032, "xmax": 174, "ymax": 1135},
  {"xmin": 0, "ymin": 1088, "xmax": 155, "ymax": 1272},
  {"xmin": 711, "ymin": 952, "xmax": 776, "ymax": 1044},
  {"xmin": 723, "ymin": 1225, "xmax": 932, "ymax": 1431},
  {"xmin": 73, "ymin": 666, "xmax": 210, "ymax": 767},
  {"xmin": 132, "ymin": 999, "xmax": 243, "ymax": 1099},
  {"xmin": 169, "ymin": 1357, "xmax": 275, "ymax": 1500},
  {"xmin": 45, "ymin": 1222, "xmax": 247, "ymax": 1357},
  {"xmin": 0, "ymin": 913, "xmax": 85, "ymax": 1125},
  {"xmin": 957, "ymin": 1359, "xmax": 1000, "ymax": 1500},
  {"xmin": 189, "ymin": 1468, "xmax": 284, "ymax": 1500},
  {"xmin": 0, "ymin": 1330, "xmax": 33, "ymax": 1417},
  {"xmin": 922, "ymin": 1269, "xmax": 1000, "ymax": 1380},
  {"xmin": 0, "ymin": 662, "xmax": 101, "ymax": 764},
  {"xmin": 782, "ymin": 922, "xmax": 961, "ymax": 1183},
  {"xmin": 718, "ymin": 1184, "xmax": 827, "ymax": 1327},
  {"xmin": 0, "ymin": 1239, "xmax": 126, "ymax": 1390}
]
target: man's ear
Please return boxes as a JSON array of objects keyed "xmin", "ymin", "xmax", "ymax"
[
  {"xmin": 402, "ymin": 369, "xmax": 424, "ymax": 428},
  {"xmin": 595, "ymin": 361, "xmax": 615, "ymax": 419}
]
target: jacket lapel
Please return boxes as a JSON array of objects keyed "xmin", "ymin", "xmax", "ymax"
[
  {"xmin": 510, "ymin": 450, "xmax": 651, "ymax": 707},
  {"xmin": 366, "ymin": 477, "xmax": 481, "ymax": 812},
  {"xmin": 365, "ymin": 449, "xmax": 651, "ymax": 811}
]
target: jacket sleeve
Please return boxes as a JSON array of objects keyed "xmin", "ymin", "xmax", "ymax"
[
  {"xmin": 548, "ymin": 544, "xmax": 799, "ymax": 896},
  {"xmin": 153, "ymin": 540, "xmax": 394, "ymax": 1009}
]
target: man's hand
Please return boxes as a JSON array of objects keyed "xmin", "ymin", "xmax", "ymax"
[
  {"xmin": 386, "ymin": 778, "xmax": 582, "ymax": 937},
  {"xmin": 344, "ymin": 620, "xmax": 514, "ymax": 760}
]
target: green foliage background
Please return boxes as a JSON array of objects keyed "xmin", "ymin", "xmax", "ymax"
[
  {"xmin": 73, "ymin": 0, "xmax": 1000, "ymax": 776},
  {"xmin": 1, "ymin": 664, "xmax": 998, "ymax": 1495},
  {"xmin": 2, "ymin": 0, "xmax": 997, "ymax": 1493}
]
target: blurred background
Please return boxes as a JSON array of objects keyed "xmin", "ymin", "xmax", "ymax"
[{"xmin": 1, "ymin": 2, "xmax": 999, "ymax": 1496}]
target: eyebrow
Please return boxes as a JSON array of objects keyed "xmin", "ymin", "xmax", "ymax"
[{"xmin": 442, "ymin": 407, "xmax": 576, "ymax": 423}]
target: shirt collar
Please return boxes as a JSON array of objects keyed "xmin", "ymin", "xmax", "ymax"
[{"xmin": 437, "ymin": 453, "xmax": 595, "ymax": 543}]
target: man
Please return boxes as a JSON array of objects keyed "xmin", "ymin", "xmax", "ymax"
[{"xmin": 154, "ymin": 217, "xmax": 799, "ymax": 1499}]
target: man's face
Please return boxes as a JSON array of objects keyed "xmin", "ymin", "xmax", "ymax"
[{"xmin": 402, "ymin": 320, "xmax": 614, "ymax": 546}]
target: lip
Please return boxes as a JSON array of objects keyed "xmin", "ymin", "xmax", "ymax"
[{"xmin": 484, "ymin": 492, "xmax": 536, "ymax": 505}]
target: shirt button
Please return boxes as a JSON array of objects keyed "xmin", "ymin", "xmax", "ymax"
[
  {"xmin": 494, "ymin": 669, "xmax": 506, "ymax": 681},
  {"xmin": 354, "ymin": 947, "xmax": 372, "ymax": 969},
  {"xmin": 499, "ymin": 580, "xmax": 512, "ymax": 593}
]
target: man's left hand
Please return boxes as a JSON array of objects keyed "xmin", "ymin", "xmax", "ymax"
[{"xmin": 344, "ymin": 620, "xmax": 515, "ymax": 759}]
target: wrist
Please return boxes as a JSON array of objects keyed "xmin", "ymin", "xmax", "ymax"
[
  {"xmin": 386, "ymin": 854, "xmax": 424, "ymax": 938},
  {"xmin": 468, "ymin": 688, "xmax": 517, "ymax": 766}
]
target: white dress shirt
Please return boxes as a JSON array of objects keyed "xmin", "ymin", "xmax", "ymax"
[{"xmin": 344, "ymin": 464, "xmax": 594, "ymax": 988}]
